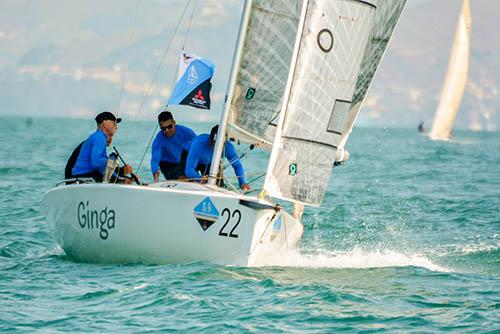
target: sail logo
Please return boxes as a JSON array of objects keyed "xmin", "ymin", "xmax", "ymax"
[
  {"xmin": 77, "ymin": 201, "xmax": 116, "ymax": 240},
  {"xmin": 192, "ymin": 89, "xmax": 207, "ymax": 107},
  {"xmin": 193, "ymin": 197, "xmax": 219, "ymax": 231},
  {"xmin": 245, "ymin": 87, "xmax": 256, "ymax": 100},
  {"xmin": 194, "ymin": 90, "xmax": 205, "ymax": 100},
  {"xmin": 317, "ymin": 28, "xmax": 334, "ymax": 53},
  {"xmin": 187, "ymin": 65, "xmax": 198, "ymax": 85}
]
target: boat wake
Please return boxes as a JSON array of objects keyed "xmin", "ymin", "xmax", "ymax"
[{"xmin": 251, "ymin": 247, "xmax": 451, "ymax": 272}]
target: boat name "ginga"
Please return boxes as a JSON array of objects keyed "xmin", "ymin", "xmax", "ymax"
[{"xmin": 77, "ymin": 201, "xmax": 116, "ymax": 240}]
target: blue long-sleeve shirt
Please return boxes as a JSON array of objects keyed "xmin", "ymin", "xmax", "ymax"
[
  {"xmin": 72, "ymin": 129, "xmax": 108, "ymax": 175},
  {"xmin": 150, "ymin": 125, "xmax": 196, "ymax": 175},
  {"xmin": 185, "ymin": 134, "xmax": 246, "ymax": 186}
]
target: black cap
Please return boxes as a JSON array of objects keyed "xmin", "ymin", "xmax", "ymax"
[{"xmin": 95, "ymin": 111, "xmax": 122, "ymax": 124}]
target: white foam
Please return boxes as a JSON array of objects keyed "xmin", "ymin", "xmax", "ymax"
[
  {"xmin": 251, "ymin": 247, "xmax": 451, "ymax": 272},
  {"xmin": 118, "ymin": 283, "xmax": 150, "ymax": 294},
  {"xmin": 172, "ymin": 292, "xmax": 201, "ymax": 302},
  {"xmin": 456, "ymin": 243, "xmax": 499, "ymax": 255},
  {"xmin": 27, "ymin": 246, "xmax": 64, "ymax": 260}
]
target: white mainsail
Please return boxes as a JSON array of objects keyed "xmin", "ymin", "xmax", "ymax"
[
  {"xmin": 338, "ymin": 0, "xmax": 407, "ymax": 151},
  {"xmin": 227, "ymin": 0, "xmax": 304, "ymax": 146},
  {"xmin": 264, "ymin": 0, "xmax": 407, "ymax": 206},
  {"xmin": 430, "ymin": 0, "xmax": 471, "ymax": 141}
]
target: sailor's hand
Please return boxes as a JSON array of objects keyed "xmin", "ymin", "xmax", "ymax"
[
  {"xmin": 241, "ymin": 183, "xmax": 251, "ymax": 191},
  {"xmin": 123, "ymin": 165, "xmax": 133, "ymax": 174},
  {"xmin": 123, "ymin": 177, "xmax": 133, "ymax": 185},
  {"xmin": 153, "ymin": 171, "xmax": 160, "ymax": 183},
  {"xmin": 200, "ymin": 175, "xmax": 208, "ymax": 184}
]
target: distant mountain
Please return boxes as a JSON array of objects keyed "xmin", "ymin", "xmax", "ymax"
[
  {"xmin": 0, "ymin": 0, "xmax": 242, "ymax": 123},
  {"xmin": 0, "ymin": 0, "xmax": 498, "ymax": 131}
]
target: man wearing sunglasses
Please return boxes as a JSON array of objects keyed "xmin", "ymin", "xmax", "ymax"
[
  {"xmin": 69, "ymin": 111, "xmax": 133, "ymax": 182},
  {"xmin": 151, "ymin": 110, "xmax": 197, "ymax": 182}
]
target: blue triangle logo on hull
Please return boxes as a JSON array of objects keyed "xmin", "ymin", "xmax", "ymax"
[{"xmin": 193, "ymin": 197, "xmax": 220, "ymax": 231}]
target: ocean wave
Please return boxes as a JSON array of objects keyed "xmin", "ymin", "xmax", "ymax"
[{"xmin": 455, "ymin": 243, "xmax": 499, "ymax": 255}]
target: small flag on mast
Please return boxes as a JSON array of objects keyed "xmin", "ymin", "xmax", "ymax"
[{"xmin": 167, "ymin": 51, "xmax": 215, "ymax": 110}]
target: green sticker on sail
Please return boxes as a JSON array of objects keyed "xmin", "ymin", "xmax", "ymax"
[
  {"xmin": 289, "ymin": 163, "xmax": 297, "ymax": 176},
  {"xmin": 245, "ymin": 87, "xmax": 256, "ymax": 100}
]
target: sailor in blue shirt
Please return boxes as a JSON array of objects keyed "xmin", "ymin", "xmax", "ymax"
[
  {"xmin": 185, "ymin": 125, "xmax": 251, "ymax": 191},
  {"xmin": 70, "ymin": 111, "xmax": 133, "ymax": 182},
  {"xmin": 151, "ymin": 111, "xmax": 197, "ymax": 182}
]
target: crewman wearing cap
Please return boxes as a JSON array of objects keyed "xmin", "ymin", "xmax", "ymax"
[
  {"xmin": 69, "ymin": 111, "xmax": 133, "ymax": 182},
  {"xmin": 184, "ymin": 125, "xmax": 250, "ymax": 191}
]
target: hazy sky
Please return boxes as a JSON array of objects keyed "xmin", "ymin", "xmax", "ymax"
[{"xmin": 0, "ymin": 0, "xmax": 498, "ymax": 131}]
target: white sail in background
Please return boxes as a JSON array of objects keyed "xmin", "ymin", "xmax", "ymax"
[
  {"xmin": 264, "ymin": 0, "xmax": 406, "ymax": 206},
  {"xmin": 430, "ymin": 0, "xmax": 471, "ymax": 141},
  {"xmin": 227, "ymin": 0, "xmax": 304, "ymax": 146}
]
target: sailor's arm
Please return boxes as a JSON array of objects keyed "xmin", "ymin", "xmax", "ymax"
[
  {"xmin": 150, "ymin": 134, "xmax": 162, "ymax": 182},
  {"xmin": 184, "ymin": 145, "xmax": 201, "ymax": 181},
  {"xmin": 89, "ymin": 137, "xmax": 108, "ymax": 174},
  {"xmin": 226, "ymin": 143, "xmax": 249, "ymax": 190}
]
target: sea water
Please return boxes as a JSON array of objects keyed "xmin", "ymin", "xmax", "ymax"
[{"xmin": 0, "ymin": 116, "xmax": 498, "ymax": 332}]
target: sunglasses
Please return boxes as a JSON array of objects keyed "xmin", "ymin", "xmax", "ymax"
[{"xmin": 161, "ymin": 124, "xmax": 174, "ymax": 131}]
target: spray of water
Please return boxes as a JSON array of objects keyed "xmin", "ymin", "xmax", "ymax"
[{"xmin": 250, "ymin": 247, "xmax": 450, "ymax": 272}]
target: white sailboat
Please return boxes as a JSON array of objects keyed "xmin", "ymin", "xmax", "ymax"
[
  {"xmin": 43, "ymin": 0, "xmax": 407, "ymax": 266},
  {"xmin": 429, "ymin": 0, "xmax": 471, "ymax": 141}
]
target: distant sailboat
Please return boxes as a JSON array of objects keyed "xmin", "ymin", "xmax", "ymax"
[{"xmin": 429, "ymin": 0, "xmax": 471, "ymax": 141}]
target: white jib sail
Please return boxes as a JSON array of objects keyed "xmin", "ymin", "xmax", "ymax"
[
  {"xmin": 264, "ymin": 0, "xmax": 407, "ymax": 206},
  {"xmin": 430, "ymin": 0, "xmax": 471, "ymax": 141}
]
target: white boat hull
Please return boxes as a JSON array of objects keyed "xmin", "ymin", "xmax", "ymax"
[{"xmin": 42, "ymin": 181, "xmax": 303, "ymax": 266}]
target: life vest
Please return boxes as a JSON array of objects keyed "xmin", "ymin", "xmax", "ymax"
[{"xmin": 65, "ymin": 141, "xmax": 84, "ymax": 179}]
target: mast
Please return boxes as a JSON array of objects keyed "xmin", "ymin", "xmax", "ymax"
[
  {"xmin": 263, "ymin": 0, "xmax": 309, "ymax": 196},
  {"xmin": 208, "ymin": 0, "xmax": 253, "ymax": 185}
]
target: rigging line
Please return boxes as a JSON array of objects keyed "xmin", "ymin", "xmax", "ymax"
[
  {"xmin": 222, "ymin": 144, "xmax": 254, "ymax": 170},
  {"xmin": 116, "ymin": 0, "xmax": 143, "ymax": 117},
  {"xmin": 136, "ymin": 123, "xmax": 159, "ymax": 174},
  {"xmin": 249, "ymin": 211, "xmax": 279, "ymax": 255},
  {"xmin": 166, "ymin": 1, "xmax": 198, "ymax": 102},
  {"xmin": 132, "ymin": 0, "xmax": 192, "ymax": 122},
  {"xmin": 225, "ymin": 179, "xmax": 239, "ymax": 193},
  {"xmin": 223, "ymin": 154, "xmax": 247, "ymax": 170},
  {"xmin": 246, "ymin": 173, "xmax": 265, "ymax": 185},
  {"xmin": 135, "ymin": 0, "xmax": 197, "ymax": 174},
  {"xmin": 182, "ymin": 0, "xmax": 198, "ymax": 50}
]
